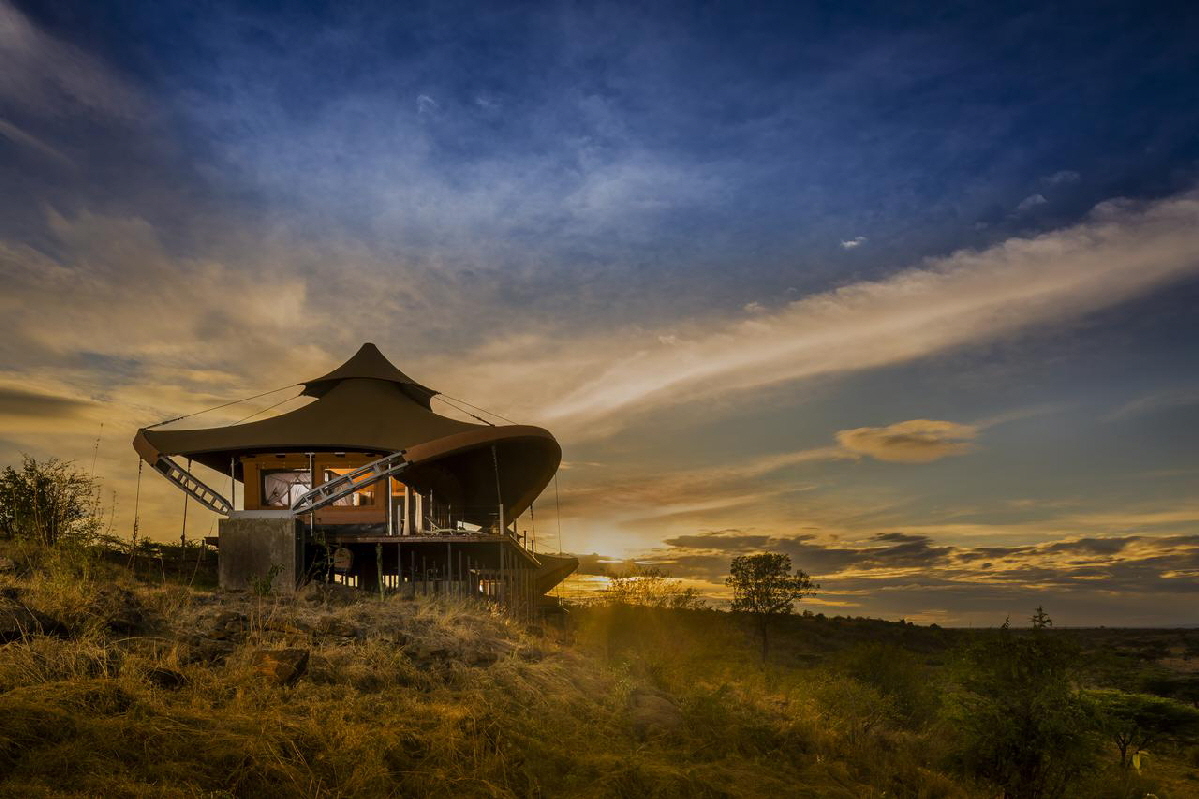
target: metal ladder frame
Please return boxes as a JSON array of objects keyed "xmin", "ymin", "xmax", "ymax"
[
  {"xmin": 290, "ymin": 451, "xmax": 411, "ymax": 515},
  {"xmin": 151, "ymin": 456, "xmax": 233, "ymax": 515}
]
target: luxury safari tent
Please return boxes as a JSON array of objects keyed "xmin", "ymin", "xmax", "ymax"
[{"xmin": 133, "ymin": 344, "xmax": 577, "ymax": 612}]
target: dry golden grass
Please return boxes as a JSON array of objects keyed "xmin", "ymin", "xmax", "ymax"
[{"xmin": 0, "ymin": 542, "xmax": 1088, "ymax": 798}]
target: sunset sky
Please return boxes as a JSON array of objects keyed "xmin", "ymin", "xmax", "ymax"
[{"xmin": 2, "ymin": 0, "xmax": 1198, "ymax": 625}]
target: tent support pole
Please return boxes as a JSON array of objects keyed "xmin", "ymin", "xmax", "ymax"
[{"xmin": 491, "ymin": 445, "xmax": 504, "ymax": 535}]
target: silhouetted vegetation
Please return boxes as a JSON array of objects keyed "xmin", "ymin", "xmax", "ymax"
[
  {"xmin": 0, "ymin": 455, "xmax": 102, "ymax": 547},
  {"xmin": 599, "ymin": 564, "xmax": 707, "ymax": 610},
  {"xmin": 726, "ymin": 552, "xmax": 817, "ymax": 663}
]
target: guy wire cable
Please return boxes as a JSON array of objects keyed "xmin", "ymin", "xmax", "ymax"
[
  {"xmin": 145, "ymin": 383, "xmax": 301, "ymax": 428},
  {"xmin": 436, "ymin": 392, "xmax": 518, "ymax": 425},
  {"xmin": 231, "ymin": 390, "xmax": 304, "ymax": 424}
]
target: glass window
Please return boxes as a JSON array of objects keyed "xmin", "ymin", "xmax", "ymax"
[
  {"xmin": 323, "ymin": 468, "xmax": 377, "ymax": 506},
  {"xmin": 261, "ymin": 469, "xmax": 312, "ymax": 507}
]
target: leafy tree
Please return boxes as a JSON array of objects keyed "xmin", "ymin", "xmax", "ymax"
[
  {"xmin": 1087, "ymin": 689, "xmax": 1199, "ymax": 768},
  {"xmin": 600, "ymin": 565, "xmax": 707, "ymax": 610},
  {"xmin": 950, "ymin": 609, "xmax": 1098, "ymax": 799},
  {"xmin": 726, "ymin": 552, "xmax": 817, "ymax": 663},
  {"xmin": 0, "ymin": 455, "xmax": 101, "ymax": 547},
  {"xmin": 1139, "ymin": 675, "xmax": 1199, "ymax": 709}
]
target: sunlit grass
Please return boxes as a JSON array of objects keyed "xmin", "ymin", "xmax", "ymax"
[{"xmin": 1, "ymin": 540, "xmax": 1196, "ymax": 797}]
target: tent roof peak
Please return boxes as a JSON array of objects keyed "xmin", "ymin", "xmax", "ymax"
[{"xmin": 301, "ymin": 342, "xmax": 438, "ymax": 405}]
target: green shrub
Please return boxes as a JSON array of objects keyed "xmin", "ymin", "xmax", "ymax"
[
  {"xmin": 836, "ymin": 642, "xmax": 940, "ymax": 728},
  {"xmin": 0, "ymin": 456, "xmax": 103, "ymax": 548},
  {"xmin": 947, "ymin": 610, "xmax": 1099, "ymax": 798}
]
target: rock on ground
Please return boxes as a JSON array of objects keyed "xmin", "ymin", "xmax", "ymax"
[
  {"xmin": 252, "ymin": 648, "xmax": 310, "ymax": 685},
  {"xmin": 208, "ymin": 611, "xmax": 247, "ymax": 640},
  {"xmin": 315, "ymin": 616, "xmax": 361, "ymax": 640},
  {"xmin": 0, "ymin": 596, "xmax": 68, "ymax": 643},
  {"xmin": 145, "ymin": 666, "xmax": 187, "ymax": 690},
  {"xmin": 628, "ymin": 687, "xmax": 686, "ymax": 738},
  {"xmin": 182, "ymin": 636, "xmax": 236, "ymax": 665},
  {"xmin": 88, "ymin": 588, "xmax": 148, "ymax": 635}
]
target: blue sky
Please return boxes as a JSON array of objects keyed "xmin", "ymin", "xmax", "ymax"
[{"xmin": 2, "ymin": 0, "xmax": 1198, "ymax": 624}]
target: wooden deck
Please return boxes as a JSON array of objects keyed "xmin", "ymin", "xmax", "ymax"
[{"xmin": 315, "ymin": 531, "xmax": 542, "ymax": 567}]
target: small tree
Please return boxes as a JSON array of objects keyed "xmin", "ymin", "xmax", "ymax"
[
  {"xmin": 0, "ymin": 455, "xmax": 101, "ymax": 547},
  {"xmin": 726, "ymin": 552, "xmax": 817, "ymax": 663},
  {"xmin": 1087, "ymin": 689, "xmax": 1199, "ymax": 768}
]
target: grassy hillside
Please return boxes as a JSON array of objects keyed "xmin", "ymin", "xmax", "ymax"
[{"xmin": 1, "ymin": 540, "xmax": 1197, "ymax": 798}]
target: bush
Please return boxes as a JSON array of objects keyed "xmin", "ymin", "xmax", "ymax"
[
  {"xmin": 0, "ymin": 456, "xmax": 102, "ymax": 547},
  {"xmin": 812, "ymin": 675, "xmax": 898, "ymax": 746},
  {"xmin": 836, "ymin": 642, "xmax": 940, "ymax": 728},
  {"xmin": 948, "ymin": 610, "xmax": 1099, "ymax": 798},
  {"xmin": 598, "ymin": 565, "xmax": 708, "ymax": 610}
]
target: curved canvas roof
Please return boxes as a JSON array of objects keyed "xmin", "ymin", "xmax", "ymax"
[{"xmin": 134, "ymin": 343, "xmax": 561, "ymax": 526}]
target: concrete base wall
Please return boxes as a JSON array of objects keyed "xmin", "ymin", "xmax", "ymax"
[{"xmin": 218, "ymin": 514, "xmax": 302, "ymax": 593}]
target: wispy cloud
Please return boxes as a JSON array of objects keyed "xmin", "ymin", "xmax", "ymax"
[
  {"xmin": 0, "ymin": 118, "xmax": 73, "ymax": 166},
  {"xmin": 0, "ymin": 0, "xmax": 143, "ymax": 119},
  {"xmin": 1104, "ymin": 386, "xmax": 1199, "ymax": 422},
  {"xmin": 1048, "ymin": 170, "xmax": 1081, "ymax": 185},
  {"xmin": 416, "ymin": 93, "xmax": 439, "ymax": 116},
  {"xmin": 840, "ymin": 236, "xmax": 867, "ymax": 249},
  {"xmin": 1015, "ymin": 193, "xmax": 1048, "ymax": 212},
  {"xmin": 483, "ymin": 192, "xmax": 1199, "ymax": 436},
  {"xmin": 0, "ymin": 385, "xmax": 92, "ymax": 418}
]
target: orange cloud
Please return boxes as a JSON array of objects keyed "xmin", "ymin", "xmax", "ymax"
[{"xmin": 835, "ymin": 419, "xmax": 977, "ymax": 463}]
